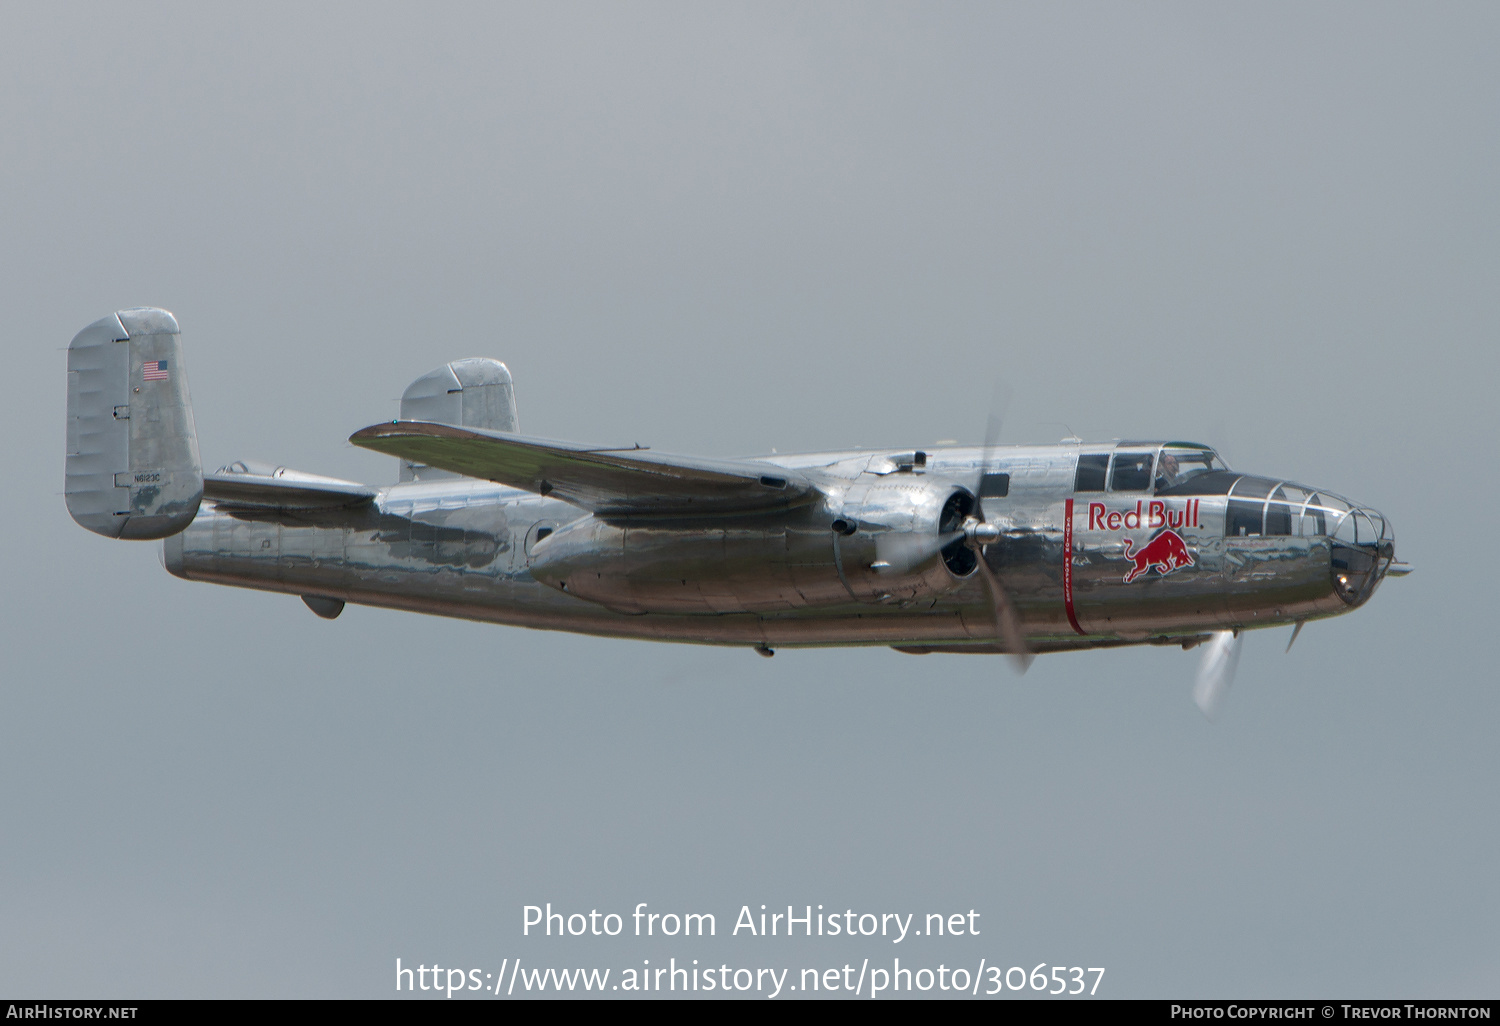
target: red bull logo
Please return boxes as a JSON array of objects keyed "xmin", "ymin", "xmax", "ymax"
[{"xmin": 1121, "ymin": 530, "xmax": 1195, "ymax": 583}]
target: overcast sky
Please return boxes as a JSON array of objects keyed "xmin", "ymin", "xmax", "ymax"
[{"xmin": 2, "ymin": 1, "xmax": 1496, "ymax": 998}]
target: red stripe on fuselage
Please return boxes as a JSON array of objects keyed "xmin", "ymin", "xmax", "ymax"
[{"xmin": 1063, "ymin": 498, "xmax": 1086, "ymax": 636}]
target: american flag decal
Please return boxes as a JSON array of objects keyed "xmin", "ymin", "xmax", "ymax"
[{"xmin": 142, "ymin": 360, "xmax": 169, "ymax": 381}]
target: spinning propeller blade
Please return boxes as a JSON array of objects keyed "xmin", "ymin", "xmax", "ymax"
[
  {"xmin": 968, "ymin": 383, "xmax": 1032, "ymax": 673},
  {"xmin": 1193, "ymin": 630, "xmax": 1242, "ymax": 720},
  {"xmin": 873, "ymin": 531, "xmax": 964, "ymax": 575},
  {"xmin": 975, "ymin": 554, "xmax": 1033, "ymax": 673}
]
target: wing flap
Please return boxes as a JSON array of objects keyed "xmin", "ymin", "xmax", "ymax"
[{"xmin": 349, "ymin": 421, "xmax": 814, "ymax": 516}]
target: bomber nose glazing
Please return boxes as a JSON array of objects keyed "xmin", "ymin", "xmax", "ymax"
[
  {"xmin": 1326, "ymin": 501, "xmax": 1394, "ymax": 606},
  {"xmin": 1212, "ymin": 473, "xmax": 1398, "ymax": 606}
]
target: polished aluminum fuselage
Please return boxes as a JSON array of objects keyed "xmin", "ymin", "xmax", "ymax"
[{"xmin": 163, "ymin": 444, "xmax": 1388, "ymax": 652}]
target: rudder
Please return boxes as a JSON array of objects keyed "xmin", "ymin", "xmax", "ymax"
[
  {"xmin": 65, "ymin": 308, "xmax": 203, "ymax": 539},
  {"xmin": 397, "ymin": 358, "xmax": 518, "ymax": 481}
]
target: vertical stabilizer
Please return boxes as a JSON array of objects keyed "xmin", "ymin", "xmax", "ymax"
[
  {"xmin": 65, "ymin": 308, "xmax": 203, "ymax": 539},
  {"xmin": 397, "ymin": 358, "xmax": 517, "ymax": 481}
]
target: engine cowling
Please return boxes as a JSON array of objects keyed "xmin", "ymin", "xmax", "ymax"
[{"xmin": 841, "ymin": 478, "xmax": 979, "ymax": 599}]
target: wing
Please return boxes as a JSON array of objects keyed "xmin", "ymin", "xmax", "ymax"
[
  {"xmin": 349, "ymin": 421, "xmax": 816, "ymax": 517},
  {"xmin": 203, "ymin": 467, "xmax": 376, "ymax": 511}
]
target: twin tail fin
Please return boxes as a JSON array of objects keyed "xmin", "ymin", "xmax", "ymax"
[{"xmin": 65, "ymin": 308, "xmax": 203, "ymax": 539}]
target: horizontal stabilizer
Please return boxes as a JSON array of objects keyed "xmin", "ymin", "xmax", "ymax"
[
  {"xmin": 204, "ymin": 462, "xmax": 375, "ymax": 511},
  {"xmin": 349, "ymin": 421, "xmax": 815, "ymax": 517}
]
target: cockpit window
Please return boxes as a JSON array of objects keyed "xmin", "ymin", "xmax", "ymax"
[
  {"xmin": 1074, "ymin": 454, "xmax": 1109, "ymax": 493},
  {"xmin": 1110, "ymin": 452, "xmax": 1155, "ymax": 492},
  {"xmin": 1155, "ymin": 447, "xmax": 1227, "ymax": 491}
]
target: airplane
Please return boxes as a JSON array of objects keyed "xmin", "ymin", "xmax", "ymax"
[{"xmin": 64, "ymin": 308, "xmax": 1409, "ymax": 717}]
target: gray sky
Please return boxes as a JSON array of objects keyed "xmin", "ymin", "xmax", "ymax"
[{"xmin": 2, "ymin": 1, "xmax": 1495, "ymax": 998}]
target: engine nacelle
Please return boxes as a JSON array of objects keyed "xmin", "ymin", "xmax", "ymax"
[{"xmin": 528, "ymin": 479, "xmax": 978, "ymax": 615}]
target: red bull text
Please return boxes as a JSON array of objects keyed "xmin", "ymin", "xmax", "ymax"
[{"xmin": 1086, "ymin": 499, "xmax": 1201, "ymax": 533}]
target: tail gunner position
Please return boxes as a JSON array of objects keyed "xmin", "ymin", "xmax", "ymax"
[{"xmin": 65, "ymin": 309, "xmax": 1409, "ymax": 717}]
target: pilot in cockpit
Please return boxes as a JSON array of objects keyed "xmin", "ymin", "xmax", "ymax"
[{"xmin": 1154, "ymin": 452, "xmax": 1181, "ymax": 492}]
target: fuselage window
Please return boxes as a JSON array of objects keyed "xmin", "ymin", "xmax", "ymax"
[
  {"xmin": 1225, "ymin": 477, "xmax": 1273, "ymax": 537},
  {"xmin": 1300, "ymin": 494, "xmax": 1327, "ymax": 537},
  {"xmin": 1074, "ymin": 454, "xmax": 1109, "ymax": 492},
  {"xmin": 1227, "ymin": 499, "xmax": 1262, "ymax": 537},
  {"xmin": 1110, "ymin": 452, "xmax": 1155, "ymax": 492},
  {"xmin": 979, "ymin": 472, "xmax": 1010, "ymax": 498},
  {"xmin": 1265, "ymin": 486, "xmax": 1293, "ymax": 536}
]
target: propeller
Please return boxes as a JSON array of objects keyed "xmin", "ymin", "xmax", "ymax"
[
  {"xmin": 974, "ymin": 548, "xmax": 1033, "ymax": 673},
  {"xmin": 867, "ymin": 384, "xmax": 1032, "ymax": 673},
  {"xmin": 966, "ymin": 392, "xmax": 1033, "ymax": 674},
  {"xmin": 873, "ymin": 530, "xmax": 964, "ymax": 575},
  {"xmin": 1192, "ymin": 630, "xmax": 1242, "ymax": 720},
  {"xmin": 868, "ymin": 513, "xmax": 1031, "ymax": 673}
]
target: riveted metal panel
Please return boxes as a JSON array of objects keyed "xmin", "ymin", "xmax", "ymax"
[{"xmin": 65, "ymin": 308, "xmax": 203, "ymax": 539}]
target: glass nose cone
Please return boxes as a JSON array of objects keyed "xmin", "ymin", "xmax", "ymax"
[{"xmin": 1329, "ymin": 504, "xmax": 1394, "ymax": 606}]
